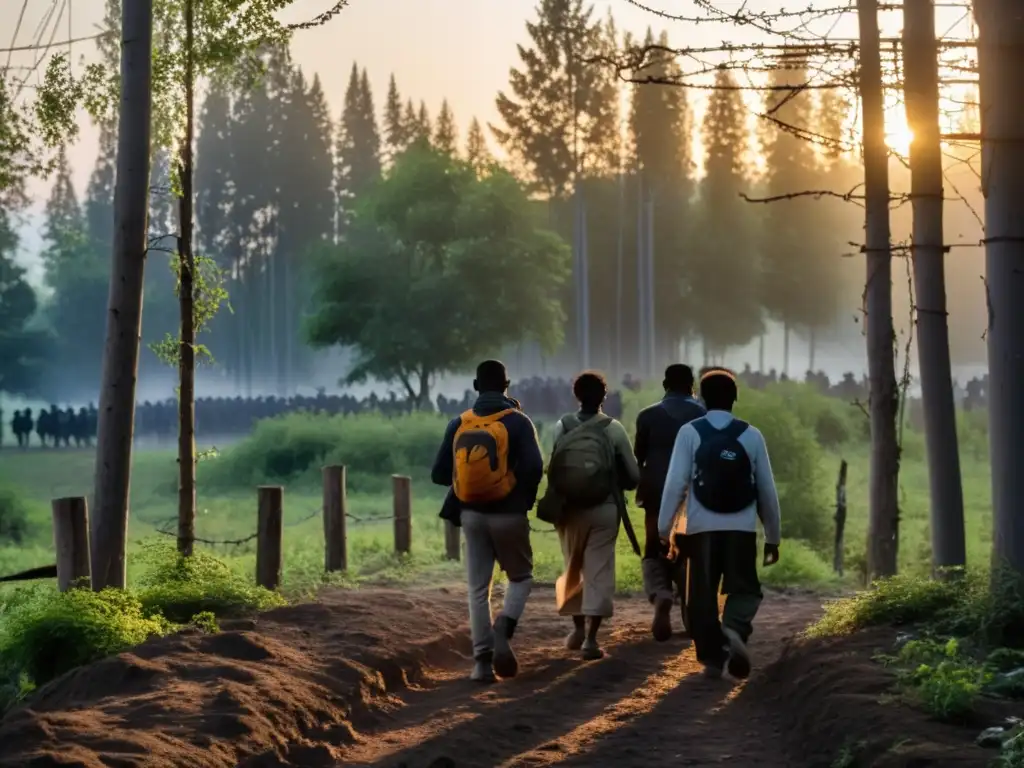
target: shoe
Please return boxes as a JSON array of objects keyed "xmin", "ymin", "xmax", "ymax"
[
  {"xmin": 643, "ymin": 558, "xmax": 675, "ymax": 642},
  {"xmin": 492, "ymin": 615, "xmax": 519, "ymax": 679},
  {"xmin": 565, "ymin": 626, "xmax": 585, "ymax": 651},
  {"xmin": 702, "ymin": 663, "xmax": 724, "ymax": 679},
  {"xmin": 581, "ymin": 637, "xmax": 605, "ymax": 660},
  {"xmin": 723, "ymin": 626, "xmax": 751, "ymax": 679},
  {"xmin": 471, "ymin": 654, "xmax": 495, "ymax": 683},
  {"xmin": 652, "ymin": 596, "xmax": 673, "ymax": 642}
]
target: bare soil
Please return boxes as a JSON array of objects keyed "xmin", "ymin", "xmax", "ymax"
[{"xmin": 0, "ymin": 586, "xmax": 998, "ymax": 767}]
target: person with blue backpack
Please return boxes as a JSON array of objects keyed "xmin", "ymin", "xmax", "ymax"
[{"xmin": 657, "ymin": 367, "xmax": 781, "ymax": 680}]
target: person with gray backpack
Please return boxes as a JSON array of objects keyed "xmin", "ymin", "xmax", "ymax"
[
  {"xmin": 658, "ymin": 368, "xmax": 781, "ymax": 680},
  {"xmin": 539, "ymin": 371, "xmax": 640, "ymax": 660}
]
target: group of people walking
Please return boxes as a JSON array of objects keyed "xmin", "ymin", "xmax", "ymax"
[{"xmin": 431, "ymin": 359, "xmax": 782, "ymax": 683}]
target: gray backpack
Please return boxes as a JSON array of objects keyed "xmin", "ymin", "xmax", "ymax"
[{"xmin": 547, "ymin": 414, "xmax": 616, "ymax": 508}]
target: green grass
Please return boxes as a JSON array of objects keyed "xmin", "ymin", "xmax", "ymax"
[{"xmin": 0, "ymin": 383, "xmax": 997, "ymax": 596}]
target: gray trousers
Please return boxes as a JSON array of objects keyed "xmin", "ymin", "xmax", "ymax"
[{"xmin": 462, "ymin": 510, "xmax": 534, "ymax": 660}]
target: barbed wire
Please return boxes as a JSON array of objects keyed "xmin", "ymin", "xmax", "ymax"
[{"xmin": 150, "ymin": 504, "xmax": 399, "ymax": 552}]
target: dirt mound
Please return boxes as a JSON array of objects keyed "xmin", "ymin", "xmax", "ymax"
[
  {"xmin": 751, "ymin": 627, "xmax": 996, "ymax": 767},
  {"xmin": 0, "ymin": 588, "xmax": 470, "ymax": 768},
  {"xmin": 1, "ymin": 586, "xmax": 999, "ymax": 767}
]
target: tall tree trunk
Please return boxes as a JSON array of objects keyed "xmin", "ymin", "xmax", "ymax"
[
  {"xmin": 782, "ymin": 322, "xmax": 790, "ymax": 376},
  {"xmin": 177, "ymin": 0, "xmax": 197, "ymax": 557},
  {"xmin": 858, "ymin": 0, "xmax": 901, "ymax": 579},
  {"xmin": 976, "ymin": 0, "xmax": 1024, "ymax": 573},
  {"xmin": 903, "ymin": 0, "xmax": 966, "ymax": 574},
  {"xmin": 91, "ymin": 0, "xmax": 154, "ymax": 590}
]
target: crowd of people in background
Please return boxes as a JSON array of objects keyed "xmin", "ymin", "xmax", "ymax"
[{"xmin": 1, "ymin": 367, "xmax": 990, "ymax": 449}]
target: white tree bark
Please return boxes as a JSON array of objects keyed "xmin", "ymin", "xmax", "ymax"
[
  {"xmin": 976, "ymin": 0, "xmax": 1024, "ymax": 572},
  {"xmin": 858, "ymin": 0, "xmax": 901, "ymax": 579},
  {"xmin": 903, "ymin": 0, "xmax": 966, "ymax": 574},
  {"xmin": 90, "ymin": 0, "xmax": 154, "ymax": 590}
]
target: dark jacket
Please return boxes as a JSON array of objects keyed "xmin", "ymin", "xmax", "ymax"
[
  {"xmin": 633, "ymin": 393, "xmax": 706, "ymax": 512},
  {"xmin": 432, "ymin": 392, "xmax": 544, "ymax": 518}
]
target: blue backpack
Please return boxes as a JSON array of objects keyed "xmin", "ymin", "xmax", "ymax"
[{"xmin": 691, "ymin": 418, "xmax": 757, "ymax": 513}]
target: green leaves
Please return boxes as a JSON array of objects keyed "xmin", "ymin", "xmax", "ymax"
[{"xmin": 306, "ymin": 145, "xmax": 570, "ymax": 403}]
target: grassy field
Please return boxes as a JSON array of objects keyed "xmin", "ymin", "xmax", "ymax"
[{"xmin": 0, "ymin": 382, "xmax": 995, "ymax": 596}]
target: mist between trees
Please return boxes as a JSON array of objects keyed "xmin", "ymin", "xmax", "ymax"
[{"xmin": 0, "ymin": 0, "xmax": 989, "ymax": 406}]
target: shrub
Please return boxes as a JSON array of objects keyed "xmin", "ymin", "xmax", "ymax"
[
  {"xmin": 0, "ymin": 587, "xmax": 172, "ymax": 686},
  {"xmin": 758, "ymin": 539, "xmax": 839, "ymax": 589},
  {"xmin": 623, "ymin": 381, "xmax": 837, "ymax": 551},
  {"xmin": 0, "ymin": 481, "xmax": 33, "ymax": 545},
  {"xmin": 883, "ymin": 637, "xmax": 990, "ymax": 721},
  {"xmin": 736, "ymin": 389, "xmax": 833, "ymax": 549},
  {"xmin": 808, "ymin": 572, "xmax": 973, "ymax": 638},
  {"xmin": 200, "ymin": 411, "xmax": 448, "ymax": 492},
  {"xmin": 133, "ymin": 542, "xmax": 285, "ymax": 623}
]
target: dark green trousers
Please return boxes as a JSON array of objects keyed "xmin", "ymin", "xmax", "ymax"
[{"xmin": 686, "ymin": 531, "xmax": 763, "ymax": 668}]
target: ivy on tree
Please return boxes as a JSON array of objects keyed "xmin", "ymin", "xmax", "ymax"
[{"xmin": 305, "ymin": 146, "xmax": 571, "ymax": 405}]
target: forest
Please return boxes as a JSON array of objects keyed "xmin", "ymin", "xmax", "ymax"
[{"xmin": 0, "ymin": 0, "xmax": 988, "ymax": 407}]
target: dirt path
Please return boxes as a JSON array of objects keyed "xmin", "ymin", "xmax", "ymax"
[
  {"xmin": 0, "ymin": 587, "xmax": 825, "ymax": 768},
  {"xmin": 336, "ymin": 587, "xmax": 822, "ymax": 768}
]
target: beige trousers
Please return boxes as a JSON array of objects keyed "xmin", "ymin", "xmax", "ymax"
[{"xmin": 556, "ymin": 502, "xmax": 619, "ymax": 618}]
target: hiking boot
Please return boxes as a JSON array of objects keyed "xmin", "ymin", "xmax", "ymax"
[
  {"xmin": 723, "ymin": 626, "xmax": 751, "ymax": 680},
  {"xmin": 471, "ymin": 653, "xmax": 495, "ymax": 684},
  {"xmin": 652, "ymin": 596, "xmax": 673, "ymax": 642},
  {"xmin": 565, "ymin": 626, "xmax": 585, "ymax": 651},
  {"xmin": 643, "ymin": 558, "xmax": 675, "ymax": 642},
  {"xmin": 492, "ymin": 615, "xmax": 519, "ymax": 679},
  {"xmin": 581, "ymin": 637, "xmax": 605, "ymax": 661}
]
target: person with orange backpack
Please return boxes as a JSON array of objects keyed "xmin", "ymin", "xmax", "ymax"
[{"xmin": 431, "ymin": 360, "xmax": 544, "ymax": 684}]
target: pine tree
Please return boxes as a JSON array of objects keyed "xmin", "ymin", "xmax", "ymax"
[
  {"xmin": 403, "ymin": 99, "xmax": 419, "ymax": 146},
  {"xmin": 383, "ymin": 73, "xmax": 407, "ymax": 160},
  {"xmin": 195, "ymin": 81, "xmax": 234, "ymax": 261},
  {"xmin": 692, "ymin": 69, "xmax": 763, "ymax": 355},
  {"xmin": 760, "ymin": 63, "xmax": 834, "ymax": 373},
  {"xmin": 493, "ymin": 0, "xmax": 611, "ymax": 196},
  {"xmin": 465, "ymin": 117, "xmax": 492, "ymax": 173},
  {"xmin": 434, "ymin": 99, "xmax": 458, "ymax": 155},
  {"xmin": 85, "ymin": 121, "xmax": 117, "ymax": 256},
  {"xmin": 358, "ymin": 68, "xmax": 382, "ymax": 175},
  {"xmin": 0, "ymin": 212, "xmax": 49, "ymax": 396},
  {"xmin": 336, "ymin": 63, "xmax": 382, "ymax": 219},
  {"xmin": 41, "ymin": 148, "xmax": 106, "ymax": 388},
  {"xmin": 413, "ymin": 101, "xmax": 432, "ymax": 145},
  {"xmin": 628, "ymin": 28, "xmax": 695, "ymax": 353},
  {"xmin": 195, "ymin": 80, "xmax": 240, "ymax": 382},
  {"xmin": 40, "ymin": 147, "xmax": 87, "ymax": 284}
]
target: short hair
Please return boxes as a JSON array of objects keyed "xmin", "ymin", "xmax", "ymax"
[
  {"xmin": 572, "ymin": 370, "xmax": 608, "ymax": 410},
  {"xmin": 699, "ymin": 367, "xmax": 739, "ymax": 410},
  {"xmin": 474, "ymin": 359, "xmax": 509, "ymax": 393},
  {"xmin": 663, "ymin": 364, "xmax": 695, "ymax": 394}
]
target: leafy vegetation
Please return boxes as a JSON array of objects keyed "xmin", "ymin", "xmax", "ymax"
[
  {"xmin": 305, "ymin": 145, "xmax": 571, "ymax": 406},
  {"xmin": 0, "ymin": 542, "xmax": 280, "ymax": 713}
]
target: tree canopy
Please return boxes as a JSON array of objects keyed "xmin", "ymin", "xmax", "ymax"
[{"xmin": 305, "ymin": 146, "xmax": 570, "ymax": 403}]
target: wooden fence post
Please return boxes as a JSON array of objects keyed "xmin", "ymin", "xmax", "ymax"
[
  {"xmin": 444, "ymin": 520, "xmax": 460, "ymax": 562},
  {"xmin": 51, "ymin": 497, "xmax": 90, "ymax": 591},
  {"xmin": 834, "ymin": 459, "xmax": 849, "ymax": 578},
  {"xmin": 323, "ymin": 465, "xmax": 347, "ymax": 572},
  {"xmin": 392, "ymin": 475, "xmax": 412, "ymax": 555},
  {"xmin": 256, "ymin": 486, "xmax": 284, "ymax": 590}
]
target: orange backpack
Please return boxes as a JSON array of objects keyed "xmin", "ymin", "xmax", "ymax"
[{"xmin": 452, "ymin": 408, "xmax": 517, "ymax": 504}]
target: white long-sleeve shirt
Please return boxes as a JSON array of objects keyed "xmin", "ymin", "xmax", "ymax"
[{"xmin": 656, "ymin": 410, "xmax": 782, "ymax": 545}]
